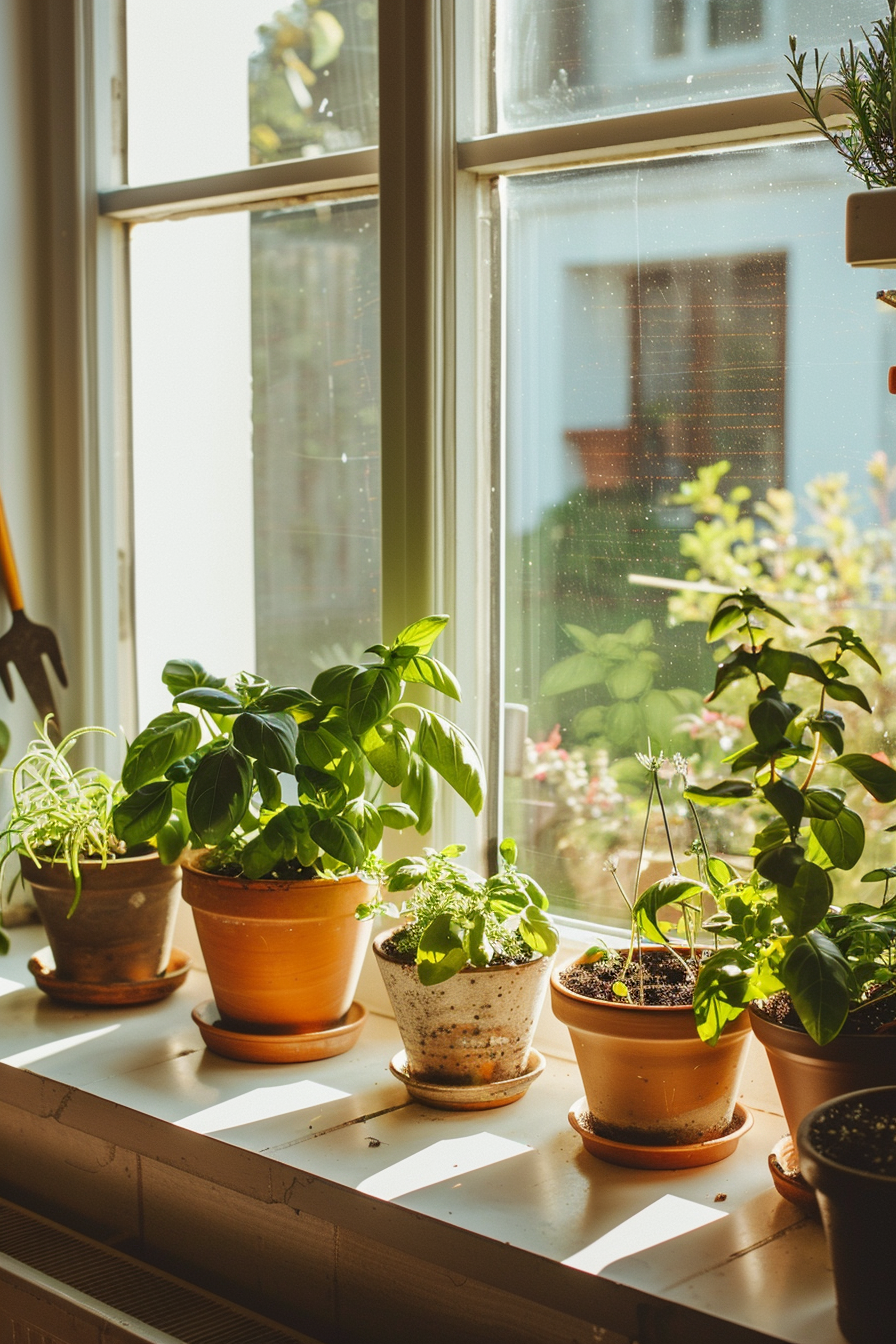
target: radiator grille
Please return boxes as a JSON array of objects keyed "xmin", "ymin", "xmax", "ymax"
[{"xmin": 0, "ymin": 1196, "xmax": 316, "ymax": 1344}]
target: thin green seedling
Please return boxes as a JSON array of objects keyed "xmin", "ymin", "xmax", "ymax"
[{"xmin": 0, "ymin": 719, "xmax": 124, "ymax": 916}]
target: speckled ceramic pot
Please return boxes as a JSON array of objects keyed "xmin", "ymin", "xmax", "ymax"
[{"xmin": 374, "ymin": 930, "xmax": 554, "ymax": 1085}]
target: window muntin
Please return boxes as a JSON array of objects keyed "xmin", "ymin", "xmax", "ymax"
[
  {"xmin": 129, "ymin": 199, "xmax": 381, "ymax": 726},
  {"xmin": 492, "ymin": 1, "xmax": 878, "ymax": 132},
  {"xmin": 125, "ymin": 0, "xmax": 378, "ymax": 186},
  {"xmin": 500, "ymin": 142, "xmax": 896, "ymax": 923}
]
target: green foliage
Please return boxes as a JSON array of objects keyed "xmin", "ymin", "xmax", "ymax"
[
  {"xmin": 786, "ymin": 10, "xmax": 896, "ymax": 189},
  {"xmin": 116, "ymin": 618, "xmax": 486, "ymax": 881},
  {"xmin": 0, "ymin": 720, "xmax": 128, "ymax": 921},
  {"xmin": 691, "ymin": 590, "xmax": 896, "ymax": 1046},
  {"xmin": 248, "ymin": 2, "xmax": 377, "ymax": 165},
  {"xmin": 539, "ymin": 619, "xmax": 702, "ymax": 758},
  {"xmin": 358, "ymin": 841, "xmax": 559, "ymax": 984}
]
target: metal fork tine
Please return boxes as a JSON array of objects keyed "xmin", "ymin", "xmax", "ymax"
[
  {"xmin": 0, "ymin": 658, "xmax": 14, "ymax": 702},
  {"xmin": 45, "ymin": 631, "xmax": 68, "ymax": 689}
]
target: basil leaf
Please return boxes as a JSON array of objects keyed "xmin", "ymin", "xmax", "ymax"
[
  {"xmin": 121, "ymin": 712, "xmax": 201, "ymax": 792},
  {"xmin": 186, "ymin": 745, "xmax": 253, "ymax": 845}
]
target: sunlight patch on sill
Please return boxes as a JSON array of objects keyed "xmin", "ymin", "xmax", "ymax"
[
  {"xmin": 1, "ymin": 1024, "xmax": 121, "ymax": 1068},
  {"xmin": 563, "ymin": 1194, "xmax": 728, "ymax": 1276},
  {"xmin": 357, "ymin": 1132, "xmax": 532, "ymax": 1202},
  {"xmin": 175, "ymin": 1080, "xmax": 350, "ymax": 1134},
  {"xmin": 0, "ymin": 978, "xmax": 25, "ymax": 996}
]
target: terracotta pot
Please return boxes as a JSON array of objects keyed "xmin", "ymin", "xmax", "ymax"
[
  {"xmin": 374, "ymin": 930, "xmax": 554, "ymax": 1084},
  {"xmin": 181, "ymin": 856, "xmax": 374, "ymax": 1031},
  {"xmin": 845, "ymin": 187, "xmax": 896, "ymax": 268},
  {"xmin": 798, "ymin": 1087, "xmax": 896, "ymax": 1344},
  {"xmin": 22, "ymin": 851, "xmax": 181, "ymax": 984},
  {"xmin": 551, "ymin": 950, "xmax": 752, "ymax": 1145},
  {"xmin": 749, "ymin": 1004, "xmax": 896, "ymax": 1146}
]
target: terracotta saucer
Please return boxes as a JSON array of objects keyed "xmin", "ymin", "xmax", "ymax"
[
  {"xmin": 568, "ymin": 1097, "xmax": 754, "ymax": 1169},
  {"xmin": 768, "ymin": 1136, "xmax": 817, "ymax": 1212},
  {"xmin": 389, "ymin": 1048, "xmax": 546, "ymax": 1110},
  {"xmin": 28, "ymin": 947, "xmax": 192, "ymax": 1007},
  {"xmin": 191, "ymin": 999, "xmax": 367, "ymax": 1063}
]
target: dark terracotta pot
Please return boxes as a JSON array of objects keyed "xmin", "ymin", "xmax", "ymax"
[
  {"xmin": 749, "ymin": 1004, "xmax": 896, "ymax": 1145},
  {"xmin": 181, "ymin": 855, "xmax": 374, "ymax": 1032},
  {"xmin": 551, "ymin": 950, "xmax": 751, "ymax": 1145},
  {"xmin": 845, "ymin": 187, "xmax": 896, "ymax": 267},
  {"xmin": 22, "ymin": 851, "xmax": 181, "ymax": 984},
  {"xmin": 374, "ymin": 930, "xmax": 553, "ymax": 1084},
  {"xmin": 798, "ymin": 1086, "xmax": 896, "ymax": 1344}
]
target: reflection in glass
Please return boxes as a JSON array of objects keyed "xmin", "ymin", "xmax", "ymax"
[
  {"xmin": 130, "ymin": 199, "xmax": 380, "ymax": 724},
  {"xmin": 501, "ymin": 143, "xmax": 896, "ymax": 922},
  {"xmin": 492, "ymin": 1, "xmax": 879, "ymax": 132},
  {"xmin": 126, "ymin": 0, "xmax": 378, "ymax": 185}
]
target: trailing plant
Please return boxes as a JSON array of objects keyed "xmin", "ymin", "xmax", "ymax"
[
  {"xmin": 580, "ymin": 751, "xmax": 714, "ymax": 1005},
  {"xmin": 113, "ymin": 616, "xmax": 485, "ymax": 881},
  {"xmin": 786, "ymin": 6, "xmax": 896, "ymax": 188},
  {"xmin": 689, "ymin": 589, "xmax": 896, "ymax": 1047},
  {"xmin": 358, "ymin": 839, "xmax": 559, "ymax": 984},
  {"xmin": 0, "ymin": 720, "xmax": 127, "ymax": 929}
]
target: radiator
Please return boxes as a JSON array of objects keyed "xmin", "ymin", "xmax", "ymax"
[{"xmin": 0, "ymin": 1194, "xmax": 318, "ymax": 1344}]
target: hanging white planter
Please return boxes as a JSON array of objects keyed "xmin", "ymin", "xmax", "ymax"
[{"xmin": 846, "ymin": 188, "xmax": 896, "ymax": 267}]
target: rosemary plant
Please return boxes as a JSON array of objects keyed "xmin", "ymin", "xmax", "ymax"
[
  {"xmin": 0, "ymin": 721, "xmax": 126, "ymax": 918},
  {"xmin": 787, "ymin": 6, "xmax": 896, "ymax": 188}
]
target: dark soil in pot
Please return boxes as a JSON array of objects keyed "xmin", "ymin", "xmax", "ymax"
[
  {"xmin": 808, "ymin": 1094, "xmax": 896, "ymax": 1176},
  {"xmin": 755, "ymin": 985, "xmax": 896, "ymax": 1035},
  {"xmin": 798, "ymin": 1087, "xmax": 896, "ymax": 1344},
  {"xmin": 559, "ymin": 950, "xmax": 700, "ymax": 1007}
]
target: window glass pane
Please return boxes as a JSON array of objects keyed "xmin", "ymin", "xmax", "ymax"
[
  {"xmin": 501, "ymin": 143, "xmax": 896, "ymax": 923},
  {"xmin": 130, "ymin": 199, "xmax": 380, "ymax": 725},
  {"xmin": 126, "ymin": 0, "xmax": 378, "ymax": 185},
  {"xmin": 491, "ymin": 1, "xmax": 878, "ymax": 132}
]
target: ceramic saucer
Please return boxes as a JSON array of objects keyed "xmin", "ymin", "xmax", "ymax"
[
  {"xmin": 191, "ymin": 999, "xmax": 367, "ymax": 1063},
  {"xmin": 389, "ymin": 1048, "xmax": 545, "ymax": 1110},
  {"xmin": 28, "ymin": 947, "xmax": 192, "ymax": 1007},
  {"xmin": 568, "ymin": 1096, "xmax": 753, "ymax": 1169}
]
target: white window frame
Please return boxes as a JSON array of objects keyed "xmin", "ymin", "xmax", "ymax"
[{"xmin": 53, "ymin": 0, "xmax": 847, "ymax": 891}]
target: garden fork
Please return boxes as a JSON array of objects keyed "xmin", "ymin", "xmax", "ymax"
[{"xmin": 0, "ymin": 483, "xmax": 67, "ymax": 736}]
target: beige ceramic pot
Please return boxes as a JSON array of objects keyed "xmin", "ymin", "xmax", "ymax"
[
  {"xmin": 750, "ymin": 1005, "xmax": 896, "ymax": 1146},
  {"xmin": 551, "ymin": 950, "xmax": 752, "ymax": 1146},
  {"xmin": 374, "ymin": 930, "xmax": 554, "ymax": 1084},
  {"xmin": 181, "ymin": 855, "xmax": 374, "ymax": 1031},
  {"xmin": 22, "ymin": 851, "xmax": 181, "ymax": 984}
]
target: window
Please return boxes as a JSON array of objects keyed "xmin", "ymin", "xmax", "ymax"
[
  {"xmin": 120, "ymin": 1, "xmax": 381, "ymax": 725},
  {"xmin": 83, "ymin": 1, "xmax": 895, "ymax": 928}
]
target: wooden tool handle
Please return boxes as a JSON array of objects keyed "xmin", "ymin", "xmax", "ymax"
[{"xmin": 0, "ymin": 488, "xmax": 24, "ymax": 612}]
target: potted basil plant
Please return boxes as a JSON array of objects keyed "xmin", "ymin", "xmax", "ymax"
[
  {"xmin": 113, "ymin": 616, "xmax": 484, "ymax": 1053},
  {"xmin": 688, "ymin": 589, "xmax": 896, "ymax": 1149},
  {"xmin": 360, "ymin": 840, "xmax": 558, "ymax": 1107},
  {"xmin": 0, "ymin": 720, "xmax": 181, "ymax": 991}
]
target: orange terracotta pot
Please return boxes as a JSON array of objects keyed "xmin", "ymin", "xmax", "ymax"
[
  {"xmin": 551, "ymin": 951, "xmax": 752, "ymax": 1146},
  {"xmin": 22, "ymin": 851, "xmax": 181, "ymax": 985},
  {"xmin": 749, "ymin": 1005, "xmax": 896, "ymax": 1146},
  {"xmin": 181, "ymin": 855, "xmax": 374, "ymax": 1032}
]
